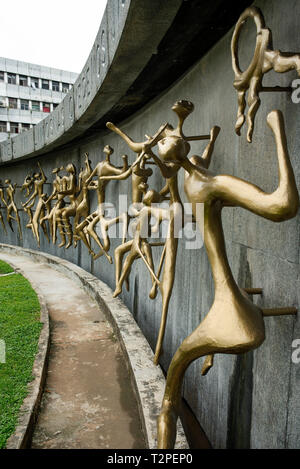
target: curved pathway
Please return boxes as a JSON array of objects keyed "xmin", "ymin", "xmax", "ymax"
[{"xmin": 0, "ymin": 252, "xmax": 146, "ymax": 449}]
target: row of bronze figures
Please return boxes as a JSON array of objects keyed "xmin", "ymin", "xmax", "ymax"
[{"xmin": 0, "ymin": 7, "xmax": 300, "ymax": 448}]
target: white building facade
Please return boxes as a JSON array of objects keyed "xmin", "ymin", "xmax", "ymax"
[{"xmin": 0, "ymin": 57, "xmax": 78, "ymax": 142}]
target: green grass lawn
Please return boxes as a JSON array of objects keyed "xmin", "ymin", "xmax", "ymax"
[
  {"xmin": 0, "ymin": 261, "xmax": 42, "ymax": 448},
  {"xmin": 0, "ymin": 260, "xmax": 14, "ymax": 275}
]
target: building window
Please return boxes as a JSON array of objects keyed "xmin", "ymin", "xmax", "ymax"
[
  {"xmin": 53, "ymin": 103, "xmax": 58, "ymax": 109},
  {"xmin": 31, "ymin": 100, "xmax": 40, "ymax": 111},
  {"xmin": 19, "ymin": 75, "xmax": 28, "ymax": 86},
  {"xmin": 62, "ymin": 82, "xmax": 69, "ymax": 93},
  {"xmin": 52, "ymin": 81, "xmax": 59, "ymax": 92},
  {"xmin": 10, "ymin": 122, "xmax": 19, "ymax": 134},
  {"xmin": 21, "ymin": 123, "xmax": 30, "ymax": 132},
  {"xmin": 8, "ymin": 97, "xmax": 18, "ymax": 109},
  {"xmin": 42, "ymin": 79, "xmax": 49, "ymax": 90},
  {"xmin": 0, "ymin": 72, "xmax": 4, "ymax": 81},
  {"xmin": 20, "ymin": 99, "xmax": 29, "ymax": 110},
  {"xmin": 0, "ymin": 121, "xmax": 7, "ymax": 132},
  {"xmin": 31, "ymin": 77, "xmax": 39, "ymax": 89},
  {"xmin": 7, "ymin": 73, "xmax": 16, "ymax": 85},
  {"xmin": 43, "ymin": 102, "xmax": 50, "ymax": 113},
  {"xmin": 0, "ymin": 96, "xmax": 6, "ymax": 107}
]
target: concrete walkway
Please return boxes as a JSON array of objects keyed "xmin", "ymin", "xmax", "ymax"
[{"xmin": 0, "ymin": 252, "xmax": 146, "ymax": 449}]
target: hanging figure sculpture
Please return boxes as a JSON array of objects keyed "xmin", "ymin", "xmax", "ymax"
[
  {"xmin": 154, "ymin": 108, "xmax": 299, "ymax": 448},
  {"xmin": 40, "ymin": 166, "xmax": 65, "ymax": 245},
  {"xmin": 113, "ymin": 181, "xmax": 169, "ymax": 299},
  {"xmin": 3, "ymin": 178, "xmax": 22, "ymax": 240},
  {"xmin": 22, "ymin": 162, "xmax": 49, "ymax": 245},
  {"xmin": 106, "ymin": 100, "xmax": 219, "ymax": 365},
  {"xmin": 232, "ymin": 6, "xmax": 300, "ymax": 142},
  {"xmin": 75, "ymin": 145, "xmax": 130, "ymax": 261},
  {"xmin": 21, "ymin": 173, "xmax": 35, "ymax": 237},
  {"xmin": 96, "ymin": 149, "xmax": 158, "ymax": 288},
  {"xmin": 73, "ymin": 153, "xmax": 93, "ymax": 248},
  {"xmin": 21, "ymin": 173, "xmax": 34, "ymax": 197},
  {"xmin": 56, "ymin": 163, "xmax": 77, "ymax": 249},
  {"xmin": 0, "ymin": 184, "xmax": 7, "ymax": 234}
]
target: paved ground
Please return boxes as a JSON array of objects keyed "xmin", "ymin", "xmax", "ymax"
[{"xmin": 0, "ymin": 252, "xmax": 146, "ymax": 449}]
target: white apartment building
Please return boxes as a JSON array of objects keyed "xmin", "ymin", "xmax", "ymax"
[{"xmin": 0, "ymin": 57, "xmax": 78, "ymax": 142}]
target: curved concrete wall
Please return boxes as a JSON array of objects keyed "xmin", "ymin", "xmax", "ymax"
[{"xmin": 0, "ymin": 0, "xmax": 299, "ymax": 448}]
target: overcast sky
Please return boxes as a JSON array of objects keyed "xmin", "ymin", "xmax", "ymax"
[{"xmin": 0, "ymin": 0, "xmax": 108, "ymax": 73}]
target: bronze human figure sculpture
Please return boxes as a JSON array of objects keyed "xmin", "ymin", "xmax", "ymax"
[
  {"xmin": 232, "ymin": 6, "xmax": 300, "ymax": 142},
  {"xmin": 113, "ymin": 182, "xmax": 168, "ymax": 299},
  {"xmin": 3, "ymin": 178, "xmax": 22, "ymax": 240},
  {"xmin": 0, "ymin": 184, "xmax": 7, "ymax": 234},
  {"xmin": 21, "ymin": 174, "xmax": 34, "ymax": 197},
  {"xmin": 56, "ymin": 163, "xmax": 77, "ymax": 249},
  {"xmin": 22, "ymin": 174, "xmax": 36, "ymax": 239},
  {"xmin": 22, "ymin": 163, "xmax": 48, "ymax": 245},
  {"xmin": 76, "ymin": 145, "xmax": 129, "ymax": 261},
  {"xmin": 41, "ymin": 166, "xmax": 65, "ymax": 245},
  {"xmin": 73, "ymin": 153, "xmax": 93, "ymax": 249},
  {"xmin": 106, "ymin": 101, "xmax": 219, "ymax": 364},
  {"xmin": 155, "ymin": 108, "xmax": 299, "ymax": 448}
]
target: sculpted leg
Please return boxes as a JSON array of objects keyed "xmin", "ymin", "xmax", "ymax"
[
  {"xmin": 149, "ymin": 244, "xmax": 166, "ymax": 300},
  {"xmin": 142, "ymin": 242, "xmax": 158, "ymax": 298},
  {"xmin": 235, "ymin": 90, "xmax": 246, "ymax": 136},
  {"xmin": 0, "ymin": 212, "xmax": 6, "ymax": 234},
  {"xmin": 157, "ymin": 330, "xmax": 215, "ymax": 449},
  {"xmin": 63, "ymin": 217, "xmax": 73, "ymax": 249},
  {"xmin": 114, "ymin": 241, "xmax": 132, "ymax": 287},
  {"xmin": 57, "ymin": 218, "xmax": 66, "ymax": 247},
  {"xmin": 246, "ymin": 76, "xmax": 261, "ymax": 142},
  {"xmin": 86, "ymin": 215, "xmax": 104, "ymax": 252},
  {"xmin": 114, "ymin": 247, "xmax": 137, "ymax": 297},
  {"xmin": 32, "ymin": 213, "xmax": 40, "ymax": 245},
  {"xmin": 39, "ymin": 207, "xmax": 50, "ymax": 243},
  {"xmin": 154, "ymin": 237, "xmax": 178, "ymax": 365}
]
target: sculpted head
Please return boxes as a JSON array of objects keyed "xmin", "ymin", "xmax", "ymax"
[
  {"xmin": 172, "ymin": 100, "xmax": 194, "ymax": 120},
  {"xmin": 66, "ymin": 163, "xmax": 75, "ymax": 174}
]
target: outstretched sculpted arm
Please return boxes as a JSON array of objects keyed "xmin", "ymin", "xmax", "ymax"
[
  {"xmin": 37, "ymin": 162, "xmax": 47, "ymax": 183},
  {"xmin": 85, "ymin": 165, "xmax": 100, "ymax": 186},
  {"xmin": 0, "ymin": 189, "xmax": 7, "ymax": 206},
  {"xmin": 193, "ymin": 126, "xmax": 220, "ymax": 169},
  {"xmin": 214, "ymin": 111, "xmax": 299, "ymax": 221},
  {"xmin": 23, "ymin": 185, "xmax": 38, "ymax": 207},
  {"xmin": 99, "ymin": 153, "xmax": 147, "ymax": 181},
  {"xmin": 106, "ymin": 122, "xmax": 144, "ymax": 153},
  {"xmin": 99, "ymin": 165, "xmax": 132, "ymax": 181},
  {"xmin": 106, "ymin": 122, "xmax": 168, "ymax": 154}
]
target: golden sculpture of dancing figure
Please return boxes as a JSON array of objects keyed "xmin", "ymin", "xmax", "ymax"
[
  {"xmin": 22, "ymin": 163, "xmax": 49, "ymax": 245},
  {"xmin": 73, "ymin": 153, "xmax": 92, "ymax": 248},
  {"xmin": 41, "ymin": 166, "xmax": 65, "ymax": 245},
  {"xmin": 55, "ymin": 163, "xmax": 77, "ymax": 249},
  {"xmin": 113, "ymin": 182, "xmax": 169, "ymax": 299},
  {"xmin": 107, "ymin": 100, "xmax": 219, "ymax": 365},
  {"xmin": 3, "ymin": 178, "xmax": 22, "ymax": 240},
  {"xmin": 76, "ymin": 145, "xmax": 129, "ymax": 261},
  {"xmin": 21, "ymin": 174, "xmax": 35, "ymax": 238},
  {"xmin": 232, "ymin": 6, "xmax": 300, "ymax": 142},
  {"xmin": 21, "ymin": 174, "xmax": 34, "ymax": 197},
  {"xmin": 0, "ymin": 184, "xmax": 7, "ymax": 234},
  {"xmin": 155, "ymin": 108, "xmax": 299, "ymax": 448}
]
